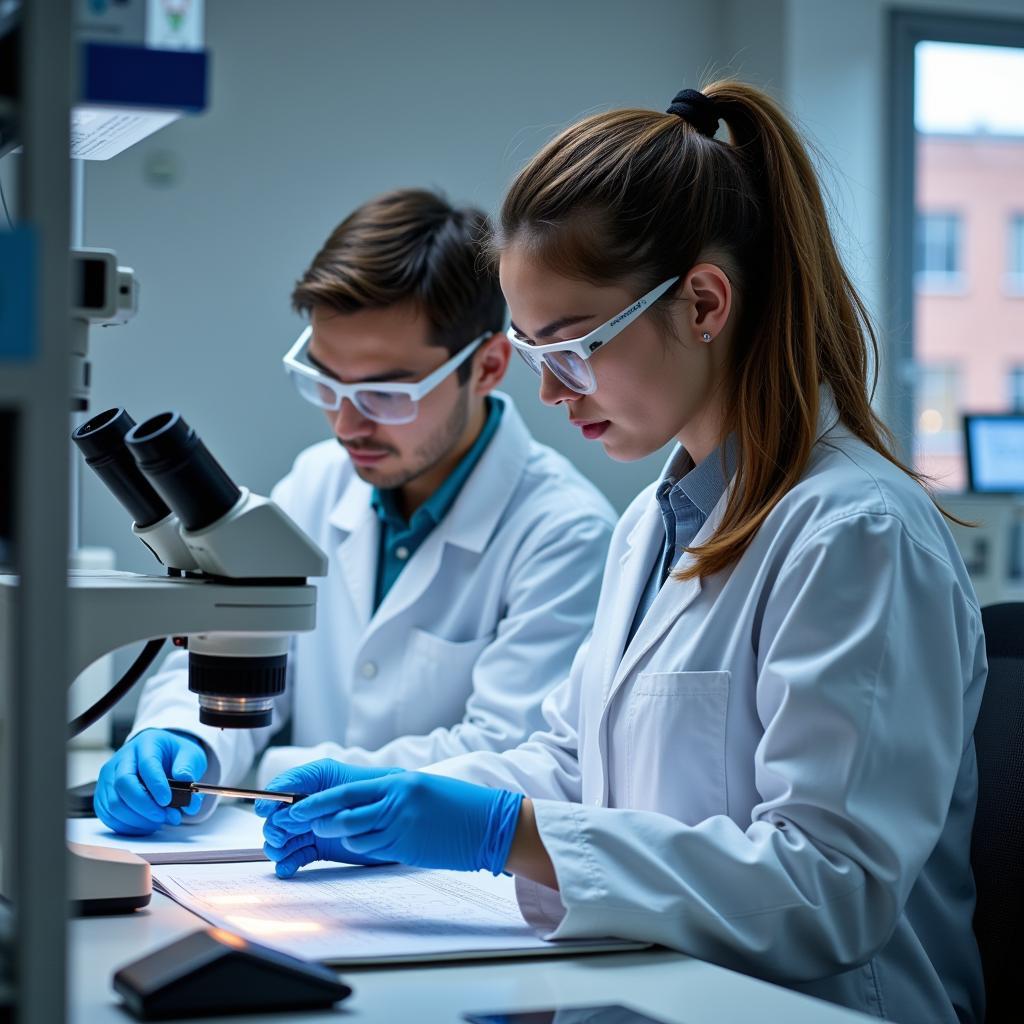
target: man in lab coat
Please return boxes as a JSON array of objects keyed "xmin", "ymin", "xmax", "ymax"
[{"xmin": 94, "ymin": 188, "xmax": 615, "ymax": 835}]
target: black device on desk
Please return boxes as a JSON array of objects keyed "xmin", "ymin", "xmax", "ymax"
[
  {"xmin": 113, "ymin": 928, "xmax": 351, "ymax": 1020},
  {"xmin": 67, "ymin": 779, "xmax": 97, "ymax": 818},
  {"xmin": 465, "ymin": 1008, "xmax": 671, "ymax": 1023}
]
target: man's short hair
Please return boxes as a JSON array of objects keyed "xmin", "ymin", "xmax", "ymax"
[{"xmin": 292, "ymin": 188, "xmax": 505, "ymax": 382}]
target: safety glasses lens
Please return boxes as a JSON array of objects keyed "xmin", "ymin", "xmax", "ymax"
[
  {"xmin": 546, "ymin": 351, "xmax": 596, "ymax": 394},
  {"xmin": 354, "ymin": 390, "xmax": 417, "ymax": 425},
  {"xmin": 290, "ymin": 372, "xmax": 340, "ymax": 409},
  {"xmin": 514, "ymin": 347, "xmax": 543, "ymax": 376}
]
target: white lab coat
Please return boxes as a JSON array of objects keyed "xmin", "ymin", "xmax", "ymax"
[
  {"xmin": 130, "ymin": 393, "xmax": 615, "ymax": 788},
  {"xmin": 430, "ymin": 397, "xmax": 987, "ymax": 1024}
]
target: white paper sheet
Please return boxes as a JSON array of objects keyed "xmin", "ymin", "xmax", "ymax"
[
  {"xmin": 67, "ymin": 806, "xmax": 265, "ymax": 863},
  {"xmin": 153, "ymin": 860, "xmax": 646, "ymax": 965}
]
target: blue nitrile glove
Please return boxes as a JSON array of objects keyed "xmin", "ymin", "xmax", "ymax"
[
  {"xmin": 272, "ymin": 771, "xmax": 524, "ymax": 876},
  {"xmin": 94, "ymin": 728, "xmax": 207, "ymax": 836},
  {"xmin": 254, "ymin": 759, "xmax": 405, "ymax": 879}
]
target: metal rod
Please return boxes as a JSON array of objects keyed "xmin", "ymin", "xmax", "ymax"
[
  {"xmin": 70, "ymin": 159, "xmax": 84, "ymax": 248},
  {"xmin": 14, "ymin": 2, "xmax": 74, "ymax": 1022},
  {"xmin": 171, "ymin": 781, "xmax": 303, "ymax": 805},
  {"xmin": 69, "ymin": 159, "xmax": 85, "ymax": 552}
]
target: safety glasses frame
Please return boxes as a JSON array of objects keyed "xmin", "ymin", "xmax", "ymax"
[
  {"xmin": 282, "ymin": 326, "xmax": 489, "ymax": 423},
  {"xmin": 506, "ymin": 276, "xmax": 680, "ymax": 394}
]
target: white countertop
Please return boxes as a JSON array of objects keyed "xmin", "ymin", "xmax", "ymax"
[
  {"xmin": 68, "ymin": 750, "xmax": 871, "ymax": 1024},
  {"xmin": 70, "ymin": 872, "xmax": 874, "ymax": 1024}
]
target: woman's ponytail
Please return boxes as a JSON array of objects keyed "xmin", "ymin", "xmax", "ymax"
[{"xmin": 498, "ymin": 79, "xmax": 944, "ymax": 581}]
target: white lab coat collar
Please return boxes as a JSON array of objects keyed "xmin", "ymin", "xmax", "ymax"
[
  {"xmin": 327, "ymin": 474, "xmax": 379, "ymax": 630},
  {"xmin": 434, "ymin": 392, "xmax": 532, "ymax": 554},
  {"xmin": 325, "ymin": 392, "xmax": 530, "ymax": 631},
  {"xmin": 816, "ymin": 382, "xmax": 841, "ymax": 440},
  {"xmin": 325, "ymin": 391, "xmax": 528, "ymax": 544},
  {"xmin": 327, "ymin": 467, "xmax": 375, "ymax": 534},
  {"xmin": 605, "ymin": 494, "xmax": 721, "ymax": 706},
  {"xmin": 608, "ymin": 384, "xmax": 842, "ymax": 703}
]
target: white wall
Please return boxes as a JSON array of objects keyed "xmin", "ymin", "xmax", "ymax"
[
  {"xmin": 78, "ymin": 0, "xmax": 1024, "ymax": 579},
  {"xmin": 773, "ymin": 0, "xmax": 1024, "ymax": 423},
  {"xmin": 80, "ymin": 0, "xmax": 720, "ymax": 572}
]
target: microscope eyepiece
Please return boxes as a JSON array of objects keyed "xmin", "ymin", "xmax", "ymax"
[
  {"xmin": 125, "ymin": 412, "xmax": 242, "ymax": 532},
  {"xmin": 73, "ymin": 409, "xmax": 319, "ymax": 734},
  {"xmin": 72, "ymin": 408, "xmax": 171, "ymax": 529}
]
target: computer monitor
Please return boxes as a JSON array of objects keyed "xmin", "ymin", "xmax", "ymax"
[{"xmin": 963, "ymin": 414, "xmax": 1024, "ymax": 494}]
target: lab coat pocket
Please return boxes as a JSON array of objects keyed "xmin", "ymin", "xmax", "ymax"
[
  {"xmin": 399, "ymin": 628, "xmax": 493, "ymax": 735},
  {"xmin": 624, "ymin": 670, "xmax": 730, "ymax": 824}
]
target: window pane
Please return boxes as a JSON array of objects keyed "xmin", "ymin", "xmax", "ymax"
[
  {"xmin": 1009, "ymin": 366, "xmax": 1024, "ymax": 411},
  {"xmin": 1009, "ymin": 214, "xmax": 1024, "ymax": 287},
  {"xmin": 914, "ymin": 364, "xmax": 962, "ymax": 486},
  {"xmin": 913, "ymin": 40, "xmax": 1024, "ymax": 490},
  {"xmin": 915, "ymin": 212, "xmax": 963, "ymax": 291}
]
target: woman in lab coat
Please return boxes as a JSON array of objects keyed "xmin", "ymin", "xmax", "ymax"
[{"xmin": 258, "ymin": 82, "xmax": 987, "ymax": 1023}]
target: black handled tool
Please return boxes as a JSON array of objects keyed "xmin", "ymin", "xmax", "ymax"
[{"xmin": 167, "ymin": 779, "xmax": 305, "ymax": 808}]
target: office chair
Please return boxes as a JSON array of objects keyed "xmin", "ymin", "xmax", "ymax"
[{"xmin": 971, "ymin": 602, "xmax": 1024, "ymax": 1022}]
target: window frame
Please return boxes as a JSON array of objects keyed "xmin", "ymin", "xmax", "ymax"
[
  {"xmin": 1008, "ymin": 364, "xmax": 1024, "ymax": 412},
  {"xmin": 914, "ymin": 210, "xmax": 966, "ymax": 293},
  {"xmin": 914, "ymin": 362, "xmax": 962, "ymax": 454},
  {"xmin": 1007, "ymin": 212, "xmax": 1024, "ymax": 295},
  {"xmin": 887, "ymin": 10, "xmax": 1024, "ymax": 461}
]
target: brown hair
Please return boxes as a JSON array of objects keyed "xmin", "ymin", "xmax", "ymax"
[
  {"xmin": 496, "ymin": 79, "xmax": 946, "ymax": 580},
  {"xmin": 292, "ymin": 188, "xmax": 505, "ymax": 382}
]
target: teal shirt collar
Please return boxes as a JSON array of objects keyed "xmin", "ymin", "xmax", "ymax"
[
  {"xmin": 371, "ymin": 396, "xmax": 504, "ymax": 532},
  {"xmin": 369, "ymin": 397, "xmax": 504, "ymax": 610}
]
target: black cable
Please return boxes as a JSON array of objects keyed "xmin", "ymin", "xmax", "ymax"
[
  {"xmin": 68, "ymin": 638, "xmax": 166, "ymax": 739},
  {"xmin": 0, "ymin": 171, "xmax": 12, "ymax": 230}
]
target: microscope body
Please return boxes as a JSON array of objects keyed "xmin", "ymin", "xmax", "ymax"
[
  {"xmin": 65, "ymin": 569, "xmax": 318, "ymax": 686},
  {"xmin": 0, "ymin": 569, "xmax": 318, "ymax": 913},
  {"xmin": 0, "ymin": 410, "xmax": 327, "ymax": 913}
]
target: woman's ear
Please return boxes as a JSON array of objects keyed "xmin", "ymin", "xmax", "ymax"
[
  {"xmin": 472, "ymin": 332, "xmax": 512, "ymax": 395},
  {"xmin": 679, "ymin": 263, "xmax": 732, "ymax": 342}
]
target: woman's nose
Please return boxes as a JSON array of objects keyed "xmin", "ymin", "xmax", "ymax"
[{"xmin": 539, "ymin": 365, "xmax": 580, "ymax": 407}]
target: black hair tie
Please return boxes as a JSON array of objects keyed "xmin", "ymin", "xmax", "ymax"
[{"xmin": 666, "ymin": 88, "xmax": 719, "ymax": 138}]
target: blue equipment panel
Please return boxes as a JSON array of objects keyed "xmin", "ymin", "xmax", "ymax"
[{"xmin": 0, "ymin": 228, "xmax": 36, "ymax": 362}]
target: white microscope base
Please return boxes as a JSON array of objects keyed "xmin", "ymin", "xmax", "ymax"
[
  {"xmin": 0, "ymin": 570, "xmax": 316, "ymax": 915},
  {"xmin": 68, "ymin": 842, "xmax": 151, "ymax": 916}
]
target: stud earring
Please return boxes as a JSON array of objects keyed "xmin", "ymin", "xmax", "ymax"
[{"xmin": 701, "ymin": 331, "xmax": 712, "ymax": 343}]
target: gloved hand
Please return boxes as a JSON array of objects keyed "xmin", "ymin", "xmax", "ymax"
[
  {"xmin": 255, "ymin": 759, "xmax": 405, "ymax": 878},
  {"xmin": 94, "ymin": 728, "xmax": 207, "ymax": 836},
  {"xmin": 271, "ymin": 771, "xmax": 524, "ymax": 877}
]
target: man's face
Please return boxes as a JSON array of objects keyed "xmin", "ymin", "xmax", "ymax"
[{"xmin": 307, "ymin": 303, "xmax": 474, "ymax": 490}]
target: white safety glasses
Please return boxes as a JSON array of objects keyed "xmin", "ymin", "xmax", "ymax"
[
  {"xmin": 507, "ymin": 276, "xmax": 680, "ymax": 395},
  {"xmin": 283, "ymin": 327, "xmax": 488, "ymax": 425}
]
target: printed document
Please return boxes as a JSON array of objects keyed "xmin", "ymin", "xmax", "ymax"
[
  {"xmin": 67, "ymin": 806, "xmax": 264, "ymax": 863},
  {"xmin": 153, "ymin": 860, "xmax": 646, "ymax": 964}
]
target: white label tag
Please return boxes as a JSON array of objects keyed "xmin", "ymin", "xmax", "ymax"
[{"xmin": 71, "ymin": 106, "xmax": 181, "ymax": 161}]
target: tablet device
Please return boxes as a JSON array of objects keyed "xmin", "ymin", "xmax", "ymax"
[{"xmin": 464, "ymin": 1007, "xmax": 672, "ymax": 1024}]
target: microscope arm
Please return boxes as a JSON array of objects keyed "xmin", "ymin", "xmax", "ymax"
[{"xmin": 67, "ymin": 570, "xmax": 317, "ymax": 683}]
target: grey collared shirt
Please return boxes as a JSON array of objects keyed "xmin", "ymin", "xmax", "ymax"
[{"xmin": 626, "ymin": 438, "xmax": 735, "ymax": 646}]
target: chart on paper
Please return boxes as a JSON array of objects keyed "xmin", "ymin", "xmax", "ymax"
[{"xmin": 153, "ymin": 861, "xmax": 645, "ymax": 964}]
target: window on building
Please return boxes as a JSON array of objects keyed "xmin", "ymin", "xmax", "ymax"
[
  {"xmin": 890, "ymin": 17, "xmax": 1024, "ymax": 492},
  {"xmin": 914, "ymin": 363, "xmax": 964, "ymax": 488},
  {"xmin": 1009, "ymin": 214, "xmax": 1024, "ymax": 293},
  {"xmin": 915, "ymin": 212, "xmax": 964, "ymax": 291},
  {"xmin": 916, "ymin": 365, "xmax": 961, "ymax": 443},
  {"xmin": 1009, "ymin": 365, "xmax": 1024, "ymax": 411}
]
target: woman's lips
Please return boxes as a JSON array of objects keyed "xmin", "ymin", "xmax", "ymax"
[{"xmin": 575, "ymin": 420, "xmax": 610, "ymax": 440}]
